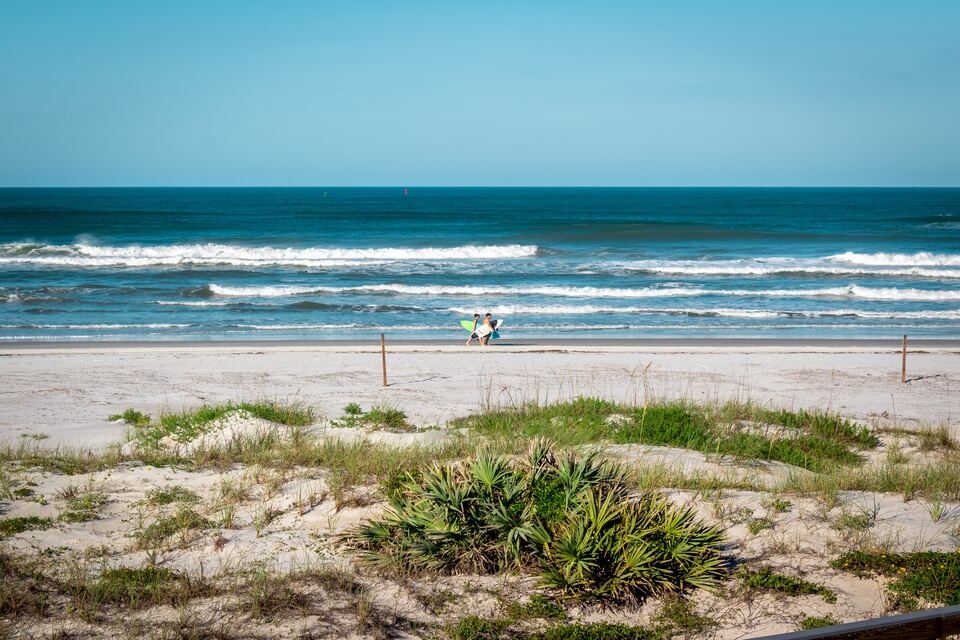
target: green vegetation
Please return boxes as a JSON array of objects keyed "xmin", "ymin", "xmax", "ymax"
[
  {"xmin": 67, "ymin": 565, "xmax": 213, "ymax": 615},
  {"xmin": 740, "ymin": 567, "xmax": 837, "ymax": 603},
  {"xmin": 351, "ymin": 439, "xmax": 725, "ymax": 604},
  {"xmin": 453, "ymin": 398, "xmax": 877, "ymax": 472},
  {"xmin": 779, "ymin": 459, "xmax": 960, "ymax": 501},
  {"xmin": 535, "ymin": 624, "xmax": 658, "ymax": 640},
  {"xmin": 831, "ymin": 509, "xmax": 875, "ymax": 533},
  {"xmin": 831, "ymin": 551, "xmax": 960, "ymax": 608},
  {"xmin": 130, "ymin": 400, "xmax": 316, "ymax": 447},
  {"xmin": 136, "ymin": 506, "xmax": 212, "ymax": 549},
  {"xmin": 650, "ymin": 597, "xmax": 716, "ymax": 636},
  {"xmin": 108, "ymin": 409, "xmax": 151, "ymax": 428},
  {"xmin": 0, "ymin": 549, "xmax": 48, "ymax": 617},
  {"xmin": 0, "ymin": 515, "xmax": 54, "ymax": 538},
  {"xmin": 763, "ymin": 496, "xmax": 792, "ymax": 513},
  {"xmin": 915, "ymin": 425, "xmax": 957, "ymax": 452},
  {"xmin": 58, "ymin": 483, "xmax": 108, "ymax": 523},
  {"xmin": 448, "ymin": 617, "xmax": 658, "ymax": 640},
  {"xmin": 144, "ymin": 485, "xmax": 199, "ymax": 506},
  {"xmin": 799, "ymin": 615, "xmax": 838, "ymax": 630},
  {"xmin": 332, "ymin": 404, "xmax": 414, "ymax": 432},
  {"xmin": 241, "ymin": 567, "xmax": 310, "ymax": 619},
  {"xmin": 505, "ymin": 595, "xmax": 566, "ymax": 621},
  {"xmin": 747, "ymin": 517, "xmax": 774, "ymax": 535}
]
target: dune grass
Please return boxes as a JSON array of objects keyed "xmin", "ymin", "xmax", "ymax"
[
  {"xmin": 778, "ymin": 459, "xmax": 960, "ymax": 501},
  {"xmin": 144, "ymin": 484, "xmax": 199, "ymax": 506},
  {"xmin": 0, "ymin": 515, "xmax": 54, "ymax": 538},
  {"xmin": 129, "ymin": 400, "xmax": 317, "ymax": 447},
  {"xmin": 831, "ymin": 550, "xmax": 960, "ymax": 608},
  {"xmin": 739, "ymin": 567, "xmax": 837, "ymax": 603},
  {"xmin": 452, "ymin": 398, "xmax": 877, "ymax": 472}
]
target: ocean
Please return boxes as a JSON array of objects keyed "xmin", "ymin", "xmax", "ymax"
[{"xmin": 1, "ymin": 187, "xmax": 959, "ymax": 342}]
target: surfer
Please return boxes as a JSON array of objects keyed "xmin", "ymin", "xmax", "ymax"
[
  {"xmin": 464, "ymin": 313, "xmax": 481, "ymax": 346},
  {"xmin": 478, "ymin": 312, "xmax": 495, "ymax": 347}
]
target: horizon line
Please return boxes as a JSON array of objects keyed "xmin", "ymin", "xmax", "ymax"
[{"xmin": 2, "ymin": 185, "xmax": 959, "ymax": 189}]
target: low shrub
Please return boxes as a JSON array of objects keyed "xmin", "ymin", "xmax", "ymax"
[{"xmin": 350, "ymin": 439, "xmax": 726, "ymax": 604}]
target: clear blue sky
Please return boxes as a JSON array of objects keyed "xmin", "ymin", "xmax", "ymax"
[{"xmin": 1, "ymin": 1, "xmax": 958, "ymax": 186}]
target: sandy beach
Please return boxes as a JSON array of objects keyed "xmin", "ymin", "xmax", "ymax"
[
  {"xmin": 2, "ymin": 339, "xmax": 957, "ymax": 447},
  {"xmin": 3, "ymin": 343, "xmax": 960, "ymax": 639}
]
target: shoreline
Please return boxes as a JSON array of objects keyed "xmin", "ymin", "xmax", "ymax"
[
  {"xmin": 2, "ymin": 338, "xmax": 957, "ymax": 448},
  {"xmin": 3, "ymin": 336, "xmax": 960, "ymax": 353}
]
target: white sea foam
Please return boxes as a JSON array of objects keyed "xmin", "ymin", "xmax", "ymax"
[
  {"xmin": 826, "ymin": 251, "xmax": 960, "ymax": 267},
  {"xmin": 0, "ymin": 242, "xmax": 538, "ymax": 267},
  {"xmin": 205, "ymin": 282, "xmax": 960, "ymax": 302},
  {"xmin": 445, "ymin": 305, "xmax": 960, "ymax": 320},
  {"xmin": 613, "ymin": 260, "xmax": 960, "ymax": 279},
  {"xmin": 153, "ymin": 300, "xmax": 233, "ymax": 307},
  {"xmin": 0, "ymin": 323, "xmax": 193, "ymax": 329}
]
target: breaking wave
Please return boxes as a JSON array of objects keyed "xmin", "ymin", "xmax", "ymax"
[
  {"xmin": 826, "ymin": 251, "xmax": 960, "ymax": 267},
  {"xmin": 202, "ymin": 282, "xmax": 960, "ymax": 302},
  {"xmin": 0, "ymin": 242, "xmax": 539, "ymax": 267},
  {"xmin": 446, "ymin": 305, "xmax": 960, "ymax": 319}
]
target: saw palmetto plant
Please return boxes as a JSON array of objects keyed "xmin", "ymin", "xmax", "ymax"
[{"xmin": 349, "ymin": 439, "xmax": 726, "ymax": 604}]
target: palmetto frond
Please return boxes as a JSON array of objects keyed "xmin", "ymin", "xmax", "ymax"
[{"xmin": 345, "ymin": 439, "xmax": 727, "ymax": 604}]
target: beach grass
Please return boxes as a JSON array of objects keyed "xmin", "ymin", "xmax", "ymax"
[
  {"xmin": 831, "ymin": 550, "xmax": 960, "ymax": 608},
  {"xmin": 739, "ymin": 567, "xmax": 837, "ymax": 603},
  {"xmin": 452, "ymin": 398, "xmax": 877, "ymax": 472},
  {"xmin": 0, "ymin": 515, "xmax": 54, "ymax": 538},
  {"xmin": 128, "ymin": 400, "xmax": 317, "ymax": 448}
]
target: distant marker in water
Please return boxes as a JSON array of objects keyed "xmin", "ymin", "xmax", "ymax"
[
  {"xmin": 403, "ymin": 187, "xmax": 408, "ymax": 196},
  {"xmin": 322, "ymin": 191, "xmax": 328, "ymax": 198}
]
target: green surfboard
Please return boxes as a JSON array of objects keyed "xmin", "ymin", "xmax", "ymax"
[{"xmin": 460, "ymin": 319, "xmax": 501, "ymax": 339}]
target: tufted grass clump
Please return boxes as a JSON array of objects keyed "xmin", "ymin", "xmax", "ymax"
[
  {"xmin": 136, "ymin": 506, "xmax": 212, "ymax": 549},
  {"xmin": 130, "ymin": 401, "xmax": 316, "ymax": 448},
  {"xmin": 739, "ymin": 567, "xmax": 837, "ymax": 603},
  {"xmin": 66, "ymin": 565, "xmax": 215, "ymax": 618},
  {"xmin": 0, "ymin": 515, "xmax": 54, "ymax": 538},
  {"xmin": 831, "ymin": 550, "xmax": 960, "ymax": 609},
  {"xmin": 350, "ymin": 439, "xmax": 726, "ymax": 605},
  {"xmin": 145, "ymin": 485, "xmax": 199, "ymax": 506},
  {"xmin": 108, "ymin": 409, "xmax": 151, "ymax": 428},
  {"xmin": 332, "ymin": 404, "xmax": 414, "ymax": 432},
  {"xmin": 453, "ymin": 397, "xmax": 877, "ymax": 472}
]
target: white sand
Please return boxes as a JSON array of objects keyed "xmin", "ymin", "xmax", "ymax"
[
  {"xmin": 2, "ymin": 342, "xmax": 959, "ymax": 637},
  {"xmin": 0, "ymin": 344, "xmax": 960, "ymax": 446},
  {"xmin": 1, "ymin": 342, "xmax": 957, "ymax": 447}
]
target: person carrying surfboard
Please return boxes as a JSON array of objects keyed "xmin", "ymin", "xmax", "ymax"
[
  {"xmin": 478, "ymin": 312, "xmax": 495, "ymax": 347},
  {"xmin": 464, "ymin": 313, "xmax": 481, "ymax": 346}
]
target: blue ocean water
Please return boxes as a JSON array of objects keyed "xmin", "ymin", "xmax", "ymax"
[{"xmin": 1, "ymin": 187, "xmax": 959, "ymax": 342}]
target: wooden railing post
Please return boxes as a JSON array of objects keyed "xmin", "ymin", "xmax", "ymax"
[
  {"xmin": 380, "ymin": 333, "xmax": 388, "ymax": 387},
  {"xmin": 902, "ymin": 334, "xmax": 908, "ymax": 384}
]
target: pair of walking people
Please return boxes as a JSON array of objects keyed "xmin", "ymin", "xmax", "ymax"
[{"xmin": 465, "ymin": 312, "xmax": 496, "ymax": 347}]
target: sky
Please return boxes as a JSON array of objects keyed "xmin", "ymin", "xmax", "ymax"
[{"xmin": 1, "ymin": 1, "xmax": 958, "ymax": 187}]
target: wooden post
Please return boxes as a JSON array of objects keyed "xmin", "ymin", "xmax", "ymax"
[
  {"xmin": 901, "ymin": 334, "xmax": 907, "ymax": 384},
  {"xmin": 380, "ymin": 333, "xmax": 388, "ymax": 387}
]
